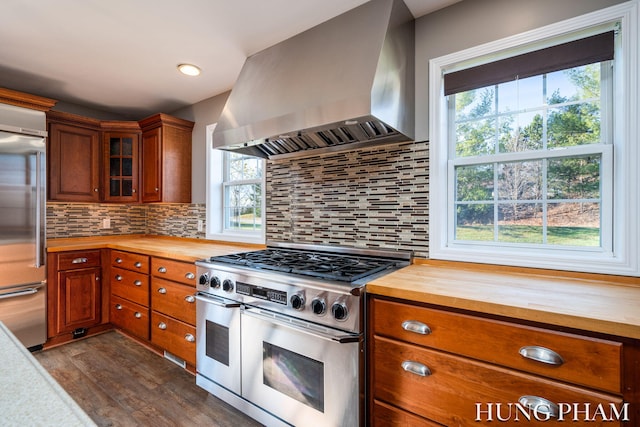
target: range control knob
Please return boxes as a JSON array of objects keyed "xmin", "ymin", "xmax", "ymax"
[
  {"xmin": 290, "ymin": 294, "xmax": 305, "ymax": 310},
  {"xmin": 210, "ymin": 277, "xmax": 221, "ymax": 289},
  {"xmin": 198, "ymin": 273, "xmax": 209, "ymax": 286},
  {"xmin": 311, "ymin": 298, "xmax": 327, "ymax": 315},
  {"xmin": 222, "ymin": 279, "xmax": 234, "ymax": 293},
  {"xmin": 331, "ymin": 302, "xmax": 349, "ymax": 321}
]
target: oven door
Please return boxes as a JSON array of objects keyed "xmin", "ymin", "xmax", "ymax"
[
  {"xmin": 196, "ymin": 293, "xmax": 241, "ymax": 395},
  {"xmin": 241, "ymin": 306, "xmax": 362, "ymax": 427}
]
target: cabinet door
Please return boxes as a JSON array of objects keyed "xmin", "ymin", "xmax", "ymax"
[
  {"xmin": 103, "ymin": 132, "xmax": 139, "ymax": 202},
  {"xmin": 56, "ymin": 267, "xmax": 101, "ymax": 334},
  {"xmin": 48, "ymin": 123, "xmax": 100, "ymax": 202},
  {"xmin": 141, "ymin": 127, "xmax": 161, "ymax": 202}
]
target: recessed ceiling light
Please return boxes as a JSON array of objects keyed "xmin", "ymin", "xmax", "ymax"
[{"xmin": 177, "ymin": 64, "xmax": 201, "ymax": 76}]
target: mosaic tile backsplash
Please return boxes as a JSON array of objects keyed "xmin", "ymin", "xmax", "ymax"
[{"xmin": 266, "ymin": 140, "xmax": 429, "ymax": 258}]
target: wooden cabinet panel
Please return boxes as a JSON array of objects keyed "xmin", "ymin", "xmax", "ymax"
[
  {"xmin": 56, "ymin": 267, "xmax": 101, "ymax": 334},
  {"xmin": 111, "ymin": 295, "xmax": 149, "ymax": 340},
  {"xmin": 140, "ymin": 126, "xmax": 161, "ymax": 202},
  {"xmin": 111, "ymin": 250, "xmax": 149, "ymax": 274},
  {"xmin": 58, "ymin": 249, "xmax": 101, "ymax": 270},
  {"xmin": 102, "ymin": 130, "xmax": 140, "ymax": 203},
  {"xmin": 150, "ymin": 312, "xmax": 196, "ymax": 366},
  {"xmin": 372, "ymin": 298, "xmax": 622, "ymax": 394},
  {"xmin": 372, "ymin": 335, "xmax": 623, "ymax": 427},
  {"xmin": 111, "ymin": 267, "xmax": 149, "ymax": 307},
  {"xmin": 372, "ymin": 400, "xmax": 444, "ymax": 427},
  {"xmin": 47, "ymin": 116, "xmax": 100, "ymax": 202},
  {"xmin": 151, "ymin": 257, "xmax": 196, "ymax": 287},
  {"xmin": 151, "ymin": 278, "xmax": 196, "ymax": 325}
]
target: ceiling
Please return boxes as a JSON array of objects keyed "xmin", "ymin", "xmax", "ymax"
[{"xmin": 0, "ymin": 0, "xmax": 460, "ymax": 119}]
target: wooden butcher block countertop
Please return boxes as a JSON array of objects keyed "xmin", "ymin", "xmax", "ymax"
[
  {"xmin": 46, "ymin": 234, "xmax": 264, "ymax": 262},
  {"xmin": 367, "ymin": 260, "xmax": 640, "ymax": 340}
]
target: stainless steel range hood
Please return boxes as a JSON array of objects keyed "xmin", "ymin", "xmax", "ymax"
[{"xmin": 213, "ymin": 0, "xmax": 415, "ymax": 160}]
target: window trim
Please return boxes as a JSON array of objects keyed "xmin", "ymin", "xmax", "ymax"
[
  {"xmin": 428, "ymin": 1, "xmax": 639, "ymax": 276},
  {"xmin": 206, "ymin": 123, "xmax": 266, "ymax": 244}
]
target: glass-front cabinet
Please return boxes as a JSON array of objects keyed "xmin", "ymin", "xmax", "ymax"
[{"xmin": 102, "ymin": 130, "xmax": 140, "ymax": 202}]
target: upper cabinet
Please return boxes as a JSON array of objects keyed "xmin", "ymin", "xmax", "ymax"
[
  {"xmin": 46, "ymin": 111, "xmax": 194, "ymax": 204},
  {"xmin": 139, "ymin": 114, "xmax": 194, "ymax": 203}
]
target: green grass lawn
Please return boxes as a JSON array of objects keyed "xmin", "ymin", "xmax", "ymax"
[{"xmin": 456, "ymin": 225, "xmax": 600, "ymax": 246}]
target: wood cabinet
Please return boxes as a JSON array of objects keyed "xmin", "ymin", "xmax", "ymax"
[
  {"xmin": 150, "ymin": 257, "xmax": 197, "ymax": 366},
  {"xmin": 109, "ymin": 250, "xmax": 150, "ymax": 340},
  {"xmin": 368, "ymin": 296, "xmax": 637, "ymax": 427},
  {"xmin": 139, "ymin": 114, "xmax": 194, "ymax": 203},
  {"xmin": 46, "ymin": 249, "xmax": 110, "ymax": 346},
  {"xmin": 101, "ymin": 121, "xmax": 141, "ymax": 203},
  {"xmin": 47, "ymin": 111, "xmax": 101, "ymax": 202}
]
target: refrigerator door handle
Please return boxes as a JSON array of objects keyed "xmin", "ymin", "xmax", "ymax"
[
  {"xmin": 35, "ymin": 151, "xmax": 44, "ymax": 268},
  {"xmin": 0, "ymin": 287, "xmax": 39, "ymax": 300}
]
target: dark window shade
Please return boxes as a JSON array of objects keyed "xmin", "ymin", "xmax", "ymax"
[{"xmin": 444, "ymin": 31, "xmax": 614, "ymax": 96}]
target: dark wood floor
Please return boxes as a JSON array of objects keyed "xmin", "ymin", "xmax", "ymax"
[{"xmin": 34, "ymin": 331, "xmax": 263, "ymax": 427}]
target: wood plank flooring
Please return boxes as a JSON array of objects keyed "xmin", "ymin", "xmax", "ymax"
[{"xmin": 34, "ymin": 331, "xmax": 263, "ymax": 427}]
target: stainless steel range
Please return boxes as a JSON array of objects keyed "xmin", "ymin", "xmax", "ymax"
[{"xmin": 195, "ymin": 242, "xmax": 411, "ymax": 427}]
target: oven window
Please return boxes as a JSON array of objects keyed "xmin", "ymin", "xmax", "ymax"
[
  {"xmin": 263, "ymin": 342, "xmax": 324, "ymax": 412},
  {"xmin": 205, "ymin": 320, "xmax": 229, "ymax": 366}
]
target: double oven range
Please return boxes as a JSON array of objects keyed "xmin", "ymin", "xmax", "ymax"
[{"xmin": 195, "ymin": 242, "xmax": 411, "ymax": 427}]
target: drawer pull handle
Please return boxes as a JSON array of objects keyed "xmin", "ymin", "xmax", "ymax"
[
  {"xmin": 115, "ymin": 274, "xmax": 123, "ymax": 281},
  {"xmin": 158, "ymin": 322, "xmax": 167, "ymax": 330},
  {"xmin": 519, "ymin": 346, "xmax": 564, "ymax": 366},
  {"xmin": 134, "ymin": 261, "xmax": 142, "ymax": 268},
  {"xmin": 402, "ymin": 320, "xmax": 431, "ymax": 335},
  {"xmin": 158, "ymin": 267, "xmax": 167, "ymax": 273},
  {"xmin": 72, "ymin": 257, "xmax": 88, "ymax": 264},
  {"xmin": 184, "ymin": 333, "xmax": 195, "ymax": 342},
  {"xmin": 115, "ymin": 258, "xmax": 123, "ymax": 264},
  {"xmin": 184, "ymin": 295, "xmax": 195, "ymax": 303},
  {"xmin": 185, "ymin": 272, "xmax": 195, "ymax": 280},
  {"xmin": 518, "ymin": 395, "xmax": 559, "ymax": 418},
  {"xmin": 401, "ymin": 360, "xmax": 431, "ymax": 377},
  {"xmin": 158, "ymin": 287, "xmax": 167, "ymax": 294},
  {"xmin": 115, "ymin": 304, "xmax": 122, "ymax": 310},
  {"xmin": 134, "ymin": 280, "xmax": 142, "ymax": 287},
  {"xmin": 134, "ymin": 312, "xmax": 142, "ymax": 319}
]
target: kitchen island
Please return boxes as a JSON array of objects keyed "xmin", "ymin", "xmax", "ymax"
[{"xmin": 0, "ymin": 321, "xmax": 96, "ymax": 426}]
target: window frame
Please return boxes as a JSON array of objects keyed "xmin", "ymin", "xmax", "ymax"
[
  {"xmin": 428, "ymin": 1, "xmax": 639, "ymax": 276},
  {"xmin": 206, "ymin": 123, "xmax": 266, "ymax": 244}
]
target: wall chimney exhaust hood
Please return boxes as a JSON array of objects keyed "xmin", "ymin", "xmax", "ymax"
[{"xmin": 213, "ymin": 0, "xmax": 415, "ymax": 160}]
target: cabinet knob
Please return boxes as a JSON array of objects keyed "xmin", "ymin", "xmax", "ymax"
[
  {"xmin": 134, "ymin": 280, "xmax": 142, "ymax": 287},
  {"xmin": 184, "ymin": 295, "xmax": 195, "ymax": 303},
  {"xmin": 132, "ymin": 189, "xmax": 136, "ymax": 193},
  {"xmin": 158, "ymin": 287, "xmax": 167, "ymax": 294},
  {"xmin": 115, "ymin": 258, "xmax": 123, "ymax": 264},
  {"xmin": 115, "ymin": 274, "xmax": 122, "ymax": 281},
  {"xmin": 401, "ymin": 360, "xmax": 431, "ymax": 377},
  {"xmin": 158, "ymin": 267, "xmax": 167, "ymax": 273},
  {"xmin": 134, "ymin": 261, "xmax": 142, "ymax": 268},
  {"xmin": 184, "ymin": 333, "xmax": 195, "ymax": 343},
  {"xmin": 94, "ymin": 188, "xmax": 99, "ymax": 192},
  {"xmin": 519, "ymin": 346, "xmax": 564, "ymax": 366},
  {"xmin": 134, "ymin": 312, "xmax": 142, "ymax": 319},
  {"xmin": 185, "ymin": 272, "xmax": 195, "ymax": 280},
  {"xmin": 518, "ymin": 396, "xmax": 559, "ymax": 418},
  {"xmin": 115, "ymin": 304, "xmax": 122, "ymax": 310},
  {"xmin": 401, "ymin": 320, "xmax": 431, "ymax": 335},
  {"xmin": 155, "ymin": 187, "xmax": 159, "ymax": 192},
  {"xmin": 158, "ymin": 322, "xmax": 167, "ymax": 330}
]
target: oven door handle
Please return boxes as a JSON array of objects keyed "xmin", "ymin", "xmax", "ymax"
[
  {"xmin": 242, "ymin": 306, "xmax": 361, "ymax": 344},
  {"xmin": 195, "ymin": 292, "xmax": 241, "ymax": 308}
]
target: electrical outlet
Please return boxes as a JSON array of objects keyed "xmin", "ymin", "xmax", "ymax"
[
  {"xmin": 102, "ymin": 217, "xmax": 111, "ymax": 229},
  {"xmin": 197, "ymin": 219, "xmax": 204, "ymax": 232}
]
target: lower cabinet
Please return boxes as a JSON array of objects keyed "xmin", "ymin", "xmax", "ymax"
[
  {"xmin": 110, "ymin": 295, "xmax": 149, "ymax": 340},
  {"xmin": 368, "ymin": 295, "xmax": 638, "ymax": 427}
]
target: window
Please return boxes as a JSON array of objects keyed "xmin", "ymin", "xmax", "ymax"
[
  {"xmin": 206, "ymin": 124, "xmax": 266, "ymax": 244},
  {"xmin": 429, "ymin": 3, "xmax": 639, "ymax": 275}
]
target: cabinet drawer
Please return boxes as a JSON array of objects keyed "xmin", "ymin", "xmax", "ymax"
[
  {"xmin": 151, "ymin": 312, "xmax": 196, "ymax": 366},
  {"xmin": 111, "ymin": 250, "xmax": 149, "ymax": 274},
  {"xmin": 58, "ymin": 250, "xmax": 101, "ymax": 270},
  {"xmin": 111, "ymin": 267, "xmax": 149, "ymax": 306},
  {"xmin": 111, "ymin": 295, "xmax": 149, "ymax": 340},
  {"xmin": 151, "ymin": 258, "xmax": 196, "ymax": 286},
  {"xmin": 151, "ymin": 278, "xmax": 196, "ymax": 325},
  {"xmin": 372, "ymin": 400, "xmax": 443, "ymax": 427},
  {"xmin": 372, "ymin": 336, "xmax": 623, "ymax": 427},
  {"xmin": 372, "ymin": 298, "xmax": 622, "ymax": 393}
]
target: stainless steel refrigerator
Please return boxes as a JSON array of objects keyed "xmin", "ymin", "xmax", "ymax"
[{"xmin": 0, "ymin": 103, "xmax": 47, "ymax": 349}]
